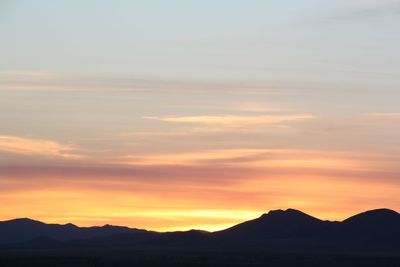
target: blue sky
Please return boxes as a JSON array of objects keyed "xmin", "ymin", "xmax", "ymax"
[{"xmin": 2, "ymin": 0, "xmax": 400, "ymax": 83}]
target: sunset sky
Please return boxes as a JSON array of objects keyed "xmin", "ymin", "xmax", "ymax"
[{"xmin": 1, "ymin": 0, "xmax": 400, "ymax": 231}]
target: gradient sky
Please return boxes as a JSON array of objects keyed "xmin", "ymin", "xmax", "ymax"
[{"xmin": 1, "ymin": 0, "xmax": 400, "ymax": 231}]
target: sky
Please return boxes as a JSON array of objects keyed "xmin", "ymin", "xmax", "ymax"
[{"xmin": 1, "ymin": 0, "xmax": 400, "ymax": 231}]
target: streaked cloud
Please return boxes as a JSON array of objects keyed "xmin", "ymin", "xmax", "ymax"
[
  {"xmin": 112, "ymin": 149, "xmax": 369, "ymax": 173},
  {"xmin": 0, "ymin": 135, "xmax": 81, "ymax": 158},
  {"xmin": 144, "ymin": 114, "xmax": 314, "ymax": 127}
]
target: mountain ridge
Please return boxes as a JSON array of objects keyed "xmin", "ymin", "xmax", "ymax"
[{"xmin": 1, "ymin": 208, "xmax": 400, "ymax": 251}]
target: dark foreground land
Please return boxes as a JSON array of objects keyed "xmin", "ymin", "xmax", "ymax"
[{"xmin": 1, "ymin": 248, "xmax": 400, "ymax": 267}]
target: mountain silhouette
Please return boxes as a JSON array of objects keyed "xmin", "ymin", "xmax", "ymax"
[
  {"xmin": 1, "ymin": 208, "xmax": 400, "ymax": 251},
  {"xmin": 0, "ymin": 218, "xmax": 151, "ymax": 245},
  {"xmin": 341, "ymin": 209, "xmax": 400, "ymax": 242},
  {"xmin": 215, "ymin": 209, "xmax": 330, "ymax": 239}
]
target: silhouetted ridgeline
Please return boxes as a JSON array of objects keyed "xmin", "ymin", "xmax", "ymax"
[{"xmin": 1, "ymin": 208, "xmax": 400, "ymax": 252}]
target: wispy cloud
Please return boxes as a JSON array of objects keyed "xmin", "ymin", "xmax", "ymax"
[
  {"xmin": 144, "ymin": 114, "xmax": 314, "ymax": 127},
  {"xmin": 113, "ymin": 149, "xmax": 364, "ymax": 171},
  {"xmin": 0, "ymin": 135, "xmax": 81, "ymax": 158}
]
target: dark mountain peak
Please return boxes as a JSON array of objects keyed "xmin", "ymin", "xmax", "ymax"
[
  {"xmin": 2, "ymin": 218, "xmax": 44, "ymax": 226},
  {"xmin": 344, "ymin": 208, "xmax": 399, "ymax": 224},
  {"xmin": 64, "ymin": 223, "xmax": 78, "ymax": 228},
  {"xmin": 178, "ymin": 229, "xmax": 208, "ymax": 235},
  {"xmin": 102, "ymin": 224, "xmax": 124, "ymax": 229},
  {"xmin": 99, "ymin": 224, "xmax": 148, "ymax": 233},
  {"xmin": 341, "ymin": 209, "xmax": 400, "ymax": 239},
  {"xmin": 7, "ymin": 218, "xmax": 36, "ymax": 222},
  {"xmin": 264, "ymin": 208, "xmax": 306, "ymax": 216},
  {"xmin": 358, "ymin": 208, "xmax": 398, "ymax": 216},
  {"xmin": 217, "ymin": 208, "xmax": 326, "ymax": 241},
  {"xmin": 101, "ymin": 224, "xmax": 130, "ymax": 229},
  {"xmin": 260, "ymin": 208, "xmax": 321, "ymax": 223}
]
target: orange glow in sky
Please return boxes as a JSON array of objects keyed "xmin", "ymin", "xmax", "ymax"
[{"xmin": 1, "ymin": 145, "xmax": 400, "ymax": 231}]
